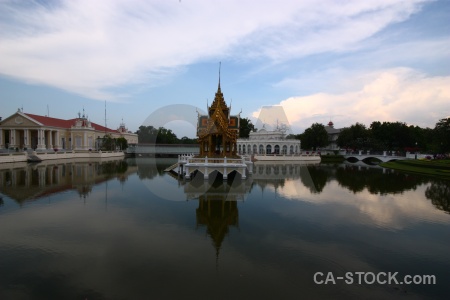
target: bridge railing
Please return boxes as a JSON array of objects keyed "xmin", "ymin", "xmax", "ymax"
[
  {"xmin": 343, "ymin": 150, "xmax": 406, "ymax": 157},
  {"xmin": 178, "ymin": 154, "xmax": 195, "ymax": 163},
  {"xmin": 185, "ymin": 156, "xmax": 247, "ymax": 165}
]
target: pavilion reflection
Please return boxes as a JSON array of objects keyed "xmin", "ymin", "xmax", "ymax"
[
  {"xmin": 0, "ymin": 158, "xmax": 136, "ymax": 204},
  {"xmin": 179, "ymin": 162, "xmax": 320, "ymax": 257},
  {"xmin": 181, "ymin": 173, "xmax": 250, "ymax": 258}
]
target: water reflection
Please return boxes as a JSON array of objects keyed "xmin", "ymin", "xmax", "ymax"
[
  {"xmin": 0, "ymin": 158, "xmax": 449, "ymax": 299},
  {"xmin": 196, "ymin": 195, "xmax": 239, "ymax": 258},
  {"xmin": 251, "ymin": 161, "xmax": 321, "ymax": 193},
  {"xmin": 426, "ymin": 180, "xmax": 450, "ymax": 214},
  {"xmin": 0, "ymin": 158, "xmax": 135, "ymax": 204},
  {"xmin": 335, "ymin": 164, "xmax": 430, "ymax": 195},
  {"xmin": 2, "ymin": 159, "xmax": 448, "ymax": 217}
]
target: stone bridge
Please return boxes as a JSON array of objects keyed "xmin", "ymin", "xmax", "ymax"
[{"xmin": 343, "ymin": 151, "xmax": 409, "ymax": 163}]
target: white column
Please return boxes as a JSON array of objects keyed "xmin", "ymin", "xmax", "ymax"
[
  {"xmin": 41, "ymin": 129, "xmax": 45, "ymax": 148},
  {"xmin": 37, "ymin": 129, "xmax": 40, "ymax": 149},
  {"xmin": 23, "ymin": 129, "xmax": 30, "ymax": 148},
  {"xmin": 37, "ymin": 129, "xmax": 45, "ymax": 150},
  {"xmin": 47, "ymin": 130, "xmax": 53, "ymax": 149},
  {"xmin": 83, "ymin": 132, "xmax": 87, "ymax": 150},
  {"xmin": 10, "ymin": 129, "xmax": 16, "ymax": 148},
  {"xmin": 55, "ymin": 131, "xmax": 60, "ymax": 148}
]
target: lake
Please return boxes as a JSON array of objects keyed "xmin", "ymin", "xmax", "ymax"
[{"xmin": 0, "ymin": 158, "xmax": 449, "ymax": 299}]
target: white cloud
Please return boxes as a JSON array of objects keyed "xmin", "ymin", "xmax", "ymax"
[
  {"xmin": 0, "ymin": 0, "xmax": 430, "ymax": 100},
  {"xmin": 260, "ymin": 68, "xmax": 450, "ymax": 131}
]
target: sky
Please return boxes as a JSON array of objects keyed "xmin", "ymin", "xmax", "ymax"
[{"xmin": 0, "ymin": 0, "xmax": 449, "ymax": 138}]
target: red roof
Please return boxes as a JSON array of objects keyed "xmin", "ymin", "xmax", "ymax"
[{"xmin": 25, "ymin": 113, "xmax": 118, "ymax": 133}]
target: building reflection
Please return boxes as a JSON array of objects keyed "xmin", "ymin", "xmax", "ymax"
[
  {"xmin": 251, "ymin": 161, "xmax": 321, "ymax": 192},
  {"xmin": 179, "ymin": 162, "xmax": 319, "ymax": 257},
  {"xmin": 179, "ymin": 161, "xmax": 448, "ymax": 257},
  {"xmin": 0, "ymin": 158, "xmax": 136, "ymax": 204},
  {"xmin": 181, "ymin": 174, "xmax": 249, "ymax": 259},
  {"xmin": 196, "ymin": 196, "xmax": 239, "ymax": 258}
]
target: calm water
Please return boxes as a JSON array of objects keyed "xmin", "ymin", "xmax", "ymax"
[{"xmin": 0, "ymin": 158, "xmax": 449, "ymax": 300}]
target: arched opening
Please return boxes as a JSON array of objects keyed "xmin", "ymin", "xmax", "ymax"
[
  {"xmin": 274, "ymin": 145, "xmax": 280, "ymax": 154},
  {"xmin": 259, "ymin": 144, "xmax": 264, "ymax": 154},
  {"xmin": 282, "ymin": 145, "xmax": 287, "ymax": 154},
  {"xmin": 266, "ymin": 145, "xmax": 272, "ymax": 154}
]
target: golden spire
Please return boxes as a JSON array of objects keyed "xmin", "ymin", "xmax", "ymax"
[{"xmin": 218, "ymin": 61, "xmax": 221, "ymax": 91}]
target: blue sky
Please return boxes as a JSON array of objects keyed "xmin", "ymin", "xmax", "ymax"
[{"xmin": 1, "ymin": 0, "xmax": 449, "ymax": 138}]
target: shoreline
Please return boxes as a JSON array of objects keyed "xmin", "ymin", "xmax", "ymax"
[{"xmin": 0, "ymin": 150, "xmax": 124, "ymax": 164}]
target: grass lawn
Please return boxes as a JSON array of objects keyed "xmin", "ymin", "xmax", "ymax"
[{"xmin": 380, "ymin": 159, "xmax": 450, "ymax": 179}]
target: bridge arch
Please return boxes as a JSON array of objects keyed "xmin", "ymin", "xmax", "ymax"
[{"xmin": 344, "ymin": 154, "xmax": 408, "ymax": 164}]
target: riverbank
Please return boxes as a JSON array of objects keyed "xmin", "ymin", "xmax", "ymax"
[
  {"xmin": 380, "ymin": 159, "xmax": 450, "ymax": 179},
  {"xmin": 0, "ymin": 150, "xmax": 124, "ymax": 164}
]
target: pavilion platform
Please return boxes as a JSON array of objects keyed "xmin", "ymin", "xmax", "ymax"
[{"xmin": 165, "ymin": 154, "xmax": 253, "ymax": 180}]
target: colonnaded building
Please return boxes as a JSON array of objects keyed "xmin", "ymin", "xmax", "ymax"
[
  {"xmin": 0, "ymin": 109, "xmax": 138, "ymax": 151},
  {"xmin": 237, "ymin": 126, "xmax": 301, "ymax": 155}
]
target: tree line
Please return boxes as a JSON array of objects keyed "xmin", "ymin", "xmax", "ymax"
[
  {"xmin": 135, "ymin": 116, "xmax": 450, "ymax": 153},
  {"xmin": 135, "ymin": 126, "xmax": 197, "ymax": 144},
  {"xmin": 135, "ymin": 117, "xmax": 255, "ymax": 144},
  {"xmin": 295, "ymin": 118, "xmax": 450, "ymax": 153}
]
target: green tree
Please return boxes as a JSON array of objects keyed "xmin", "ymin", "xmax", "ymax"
[
  {"xmin": 239, "ymin": 117, "xmax": 255, "ymax": 138},
  {"xmin": 179, "ymin": 136, "xmax": 197, "ymax": 144},
  {"xmin": 101, "ymin": 134, "xmax": 115, "ymax": 150},
  {"xmin": 136, "ymin": 125, "xmax": 180, "ymax": 144},
  {"xmin": 370, "ymin": 121, "xmax": 435, "ymax": 152},
  {"xmin": 136, "ymin": 125, "xmax": 158, "ymax": 143},
  {"xmin": 116, "ymin": 137, "xmax": 128, "ymax": 150},
  {"xmin": 299, "ymin": 123, "xmax": 328, "ymax": 151},
  {"xmin": 434, "ymin": 118, "xmax": 450, "ymax": 153},
  {"xmin": 337, "ymin": 123, "xmax": 370, "ymax": 150},
  {"xmin": 156, "ymin": 127, "xmax": 178, "ymax": 144}
]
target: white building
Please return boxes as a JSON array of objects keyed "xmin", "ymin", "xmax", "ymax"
[
  {"xmin": 0, "ymin": 109, "xmax": 138, "ymax": 151},
  {"xmin": 237, "ymin": 127, "xmax": 301, "ymax": 155}
]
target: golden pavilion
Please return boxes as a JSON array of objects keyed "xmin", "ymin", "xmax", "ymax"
[{"xmin": 197, "ymin": 75, "xmax": 240, "ymax": 157}]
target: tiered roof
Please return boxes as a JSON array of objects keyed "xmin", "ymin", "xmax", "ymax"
[{"xmin": 198, "ymin": 82, "xmax": 237, "ymax": 142}]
